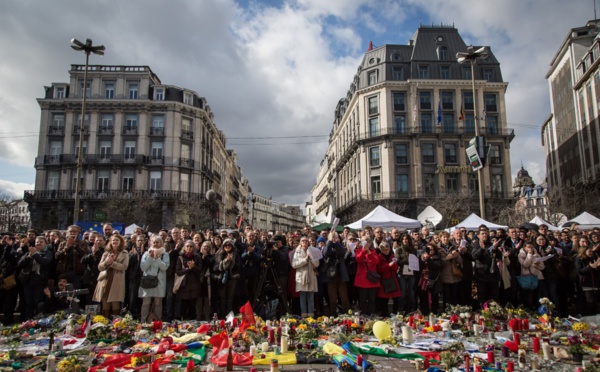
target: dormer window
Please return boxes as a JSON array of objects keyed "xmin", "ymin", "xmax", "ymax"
[
  {"xmin": 54, "ymin": 86, "xmax": 65, "ymax": 99},
  {"xmin": 154, "ymin": 87, "xmax": 164, "ymax": 101},
  {"xmin": 183, "ymin": 92, "xmax": 193, "ymax": 105},
  {"xmin": 438, "ymin": 46, "xmax": 448, "ymax": 61}
]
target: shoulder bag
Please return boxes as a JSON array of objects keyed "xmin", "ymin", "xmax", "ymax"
[
  {"xmin": 517, "ymin": 267, "xmax": 538, "ymax": 290},
  {"xmin": 365, "ymin": 261, "xmax": 381, "ymax": 284},
  {"xmin": 326, "ymin": 253, "xmax": 339, "ymax": 279},
  {"xmin": 173, "ymin": 257, "xmax": 186, "ymax": 294}
]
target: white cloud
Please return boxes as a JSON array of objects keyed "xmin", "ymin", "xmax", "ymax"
[{"xmin": 0, "ymin": 180, "xmax": 34, "ymax": 200}]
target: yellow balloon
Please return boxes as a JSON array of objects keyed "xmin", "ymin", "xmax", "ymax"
[{"xmin": 372, "ymin": 321, "xmax": 391, "ymax": 341}]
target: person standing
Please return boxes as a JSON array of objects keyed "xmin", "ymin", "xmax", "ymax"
[
  {"xmin": 375, "ymin": 241, "xmax": 400, "ymax": 317},
  {"xmin": 175, "ymin": 241, "xmax": 202, "ymax": 320},
  {"xmin": 17, "ymin": 236, "xmax": 53, "ymax": 319},
  {"xmin": 125, "ymin": 235, "xmax": 146, "ymax": 318},
  {"xmin": 81, "ymin": 235, "xmax": 105, "ymax": 306},
  {"xmin": 213, "ymin": 239, "xmax": 241, "ymax": 317},
  {"xmin": 354, "ymin": 236, "xmax": 380, "ymax": 315},
  {"xmin": 139, "ymin": 236, "xmax": 169, "ymax": 322},
  {"xmin": 292, "ymin": 236, "xmax": 320, "ymax": 317},
  {"xmin": 322, "ymin": 232, "xmax": 350, "ymax": 316},
  {"xmin": 55, "ymin": 225, "xmax": 88, "ymax": 289},
  {"xmin": 93, "ymin": 234, "xmax": 129, "ymax": 317},
  {"xmin": 472, "ymin": 225, "xmax": 501, "ymax": 307}
]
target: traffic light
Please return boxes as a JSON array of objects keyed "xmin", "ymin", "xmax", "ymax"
[{"xmin": 466, "ymin": 136, "xmax": 486, "ymax": 171}]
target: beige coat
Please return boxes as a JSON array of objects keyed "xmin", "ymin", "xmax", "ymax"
[
  {"xmin": 291, "ymin": 247, "xmax": 320, "ymax": 293},
  {"xmin": 518, "ymin": 250, "xmax": 545, "ymax": 280},
  {"xmin": 92, "ymin": 250, "xmax": 129, "ymax": 303}
]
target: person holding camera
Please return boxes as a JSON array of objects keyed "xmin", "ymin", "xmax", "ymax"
[
  {"xmin": 418, "ymin": 243, "xmax": 444, "ymax": 315},
  {"xmin": 55, "ymin": 225, "xmax": 89, "ymax": 290},
  {"xmin": 213, "ymin": 239, "xmax": 241, "ymax": 317},
  {"xmin": 472, "ymin": 225, "xmax": 502, "ymax": 308},
  {"xmin": 322, "ymin": 231, "xmax": 349, "ymax": 316},
  {"xmin": 354, "ymin": 236, "xmax": 380, "ymax": 315},
  {"xmin": 17, "ymin": 236, "xmax": 53, "ymax": 319}
]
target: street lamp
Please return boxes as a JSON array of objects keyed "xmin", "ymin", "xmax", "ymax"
[
  {"xmin": 457, "ymin": 46, "xmax": 488, "ymax": 219},
  {"xmin": 206, "ymin": 189, "xmax": 217, "ymax": 230},
  {"xmin": 70, "ymin": 38, "xmax": 105, "ymax": 224}
]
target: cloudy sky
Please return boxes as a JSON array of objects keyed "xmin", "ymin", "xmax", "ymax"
[{"xmin": 0, "ymin": 0, "xmax": 595, "ymax": 205}]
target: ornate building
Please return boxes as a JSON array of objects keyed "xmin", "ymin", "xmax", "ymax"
[
  {"xmin": 311, "ymin": 24, "xmax": 514, "ymax": 224},
  {"xmin": 513, "ymin": 166, "xmax": 548, "ymax": 221}
]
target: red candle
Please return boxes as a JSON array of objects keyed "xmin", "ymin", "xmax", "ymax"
[
  {"xmin": 408, "ymin": 316, "xmax": 414, "ymax": 327},
  {"xmin": 151, "ymin": 361, "xmax": 160, "ymax": 372},
  {"xmin": 269, "ymin": 328, "xmax": 275, "ymax": 343},
  {"xmin": 487, "ymin": 351, "xmax": 495, "ymax": 363},
  {"xmin": 424, "ymin": 321, "xmax": 429, "ymax": 327},
  {"xmin": 522, "ymin": 318, "xmax": 529, "ymax": 331},
  {"xmin": 423, "ymin": 358, "xmax": 429, "ymax": 369},
  {"xmin": 533, "ymin": 337, "xmax": 540, "ymax": 353},
  {"xmin": 277, "ymin": 326, "xmax": 282, "ymax": 342},
  {"xmin": 475, "ymin": 365, "xmax": 482, "ymax": 372},
  {"xmin": 464, "ymin": 354, "xmax": 470, "ymax": 371},
  {"xmin": 232, "ymin": 318, "xmax": 238, "ymax": 328},
  {"xmin": 507, "ymin": 360, "xmax": 514, "ymax": 372},
  {"xmin": 220, "ymin": 320, "xmax": 226, "ymax": 329},
  {"xmin": 356, "ymin": 354, "xmax": 363, "ymax": 367},
  {"xmin": 107, "ymin": 365, "xmax": 115, "ymax": 372},
  {"xmin": 514, "ymin": 332, "xmax": 520, "ymax": 345},
  {"xmin": 186, "ymin": 359, "xmax": 195, "ymax": 371}
]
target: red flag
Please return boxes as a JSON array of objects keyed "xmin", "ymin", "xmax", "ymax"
[
  {"xmin": 237, "ymin": 215, "xmax": 243, "ymax": 229},
  {"xmin": 367, "ymin": 41, "xmax": 373, "ymax": 51},
  {"xmin": 459, "ymin": 106, "xmax": 464, "ymax": 121},
  {"xmin": 239, "ymin": 301, "xmax": 255, "ymax": 331},
  {"xmin": 208, "ymin": 331, "xmax": 229, "ymax": 349}
]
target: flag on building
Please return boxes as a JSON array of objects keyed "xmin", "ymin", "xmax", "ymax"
[
  {"xmin": 437, "ymin": 99, "xmax": 442, "ymax": 125},
  {"xmin": 459, "ymin": 106, "xmax": 464, "ymax": 121}
]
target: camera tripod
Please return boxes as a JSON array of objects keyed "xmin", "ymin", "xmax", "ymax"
[{"xmin": 252, "ymin": 261, "xmax": 290, "ymax": 318}]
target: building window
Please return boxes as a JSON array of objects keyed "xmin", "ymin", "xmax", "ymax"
[
  {"xmin": 97, "ymin": 170, "xmax": 110, "ymax": 192},
  {"xmin": 462, "ymin": 67, "xmax": 472, "ymax": 80},
  {"xmin": 446, "ymin": 174, "xmax": 458, "ymax": 192},
  {"xmin": 152, "ymin": 115, "xmax": 164, "ymax": 129},
  {"xmin": 393, "ymin": 115, "xmax": 406, "ymax": 134},
  {"xmin": 421, "ymin": 113, "xmax": 432, "ymax": 133},
  {"xmin": 104, "ymin": 82, "xmax": 115, "ymax": 99},
  {"xmin": 368, "ymin": 96, "xmax": 379, "ymax": 115},
  {"xmin": 489, "ymin": 144, "xmax": 501, "ymax": 165},
  {"xmin": 396, "ymin": 174, "xmax": 409, "ymax": 195},
  {"xmin": 52, "ymin": 114, "xmax": 65, "ymax": 128},
  {"xmin": 395, "ymin": 144, "xmax": 408, "ymax": 164},
  {"xmin": 154, "ymin": 87, "xmax": 165, "ymax": 101},
  {"xmin": 124, "ymin": 141, "xmax": 136, "ymax": 159},
  {"xmin": 418, "ymin": 65, "xmax": 429, "ymax": 79},
  {"xmin": 369, "ymin": 117, "xmax": 379, "ymax": 137},
  {"xmin": 441, "ymin": 91, "xmax": 454, "ymax": 110},
  {"xmin": 424, "ymin": 173, "xmax": 436, "ymax": 196},
  {"xmin": 463, "ymin": 91, "xmax": 474, "ymax": 110},
  {"xmin": 439, "ymin": 46, "xmax": 448, "ymax": 61},
  {"xmin": 49, "ymin": 141, "xmax": 62, "ymax": 156},
  {"xmin": 483, "ymin": 68, "xmax": 493, "ymax": 81},
  {"xmin": 180, "ymin": 173, "xmax": 190, "ymax": 193},
  {"xmin": 393, "ymin": 92, "xmax": 406, "ymax": 111},
  {"xmin": 48, "ymin": 171, "xmax": 60, "ymax": 191},
  {"xmin": 122, "ymin": 170, "xmax": 134, "ymax": 192},
  {"xmin": 486, "ymin": 116, "xmax": 498, "ymax": 134},
  {"xmin": 74, "ymin": 140, "xmax": 87, "ymax": 156},
  {"xmin": 150, "ymin": 171, "xmax": 162, "ymax": 191},
  {"xmin": 492, "ymin": 174, "xmax": 504, "ymax": 197},
  {"xmin": 465, "ymin": 114, "xmax": 475, "ymax": 134},
  {"xmin": 368, "ymin": 70, "xmax": 378, "ymax": 85},
  {"xmin": 181, "ymin": 143, "xmax": 191, "ymax": 159},
  {"xmin": 369, "ymin": 146, "xmax": 380, "ymax": 167},
  {"xmin": 469, "ymin": 173, "xmax": 478, "ymax": 192},
  {"xmin": 99, "ymin": 140, "xmax": 112, "ymax": 158},
  {"xmin": 184, "ymin": 92, "xmax": 193, "ymax": 105},
  {"xmin": 419, "ymin": 91, "xmax": 432, "ymax": 110},
  {"xmin": 151, "ymin": 142, "xmax": 163, "ymax": 159},
  {"xmin": 484, "ymin": 94, "xmax": 497, "ymax": 112},
  {"xmin": 370, "ymin": 175, "xmax": 381, "ymax": 198},
  {"xmin": 128, "ymin": 82, "xmax": 139, "ymax": 99},
  {"xmin": 392, "ymin": 67, "xmax": 404, "ymax": 81},
  {"xmin": 182, "ymin": 117, "xmax": 192, "ymax": 132},
  {"xmin": 80, "ymin": 81, "xmax": 90, "ymax": 98},
  {"xmin": 77, "ymin": 113, "xmax": 90, "ymax": 127},
  {"xmin": 54, "ymin": 86, "xmax": 65, "ymax": 99},
  {"xmin": 422, "ymin": 143, "xmax": 435, "ymax": 163},
  {"xmin": 440, "ymin": 66, "xmax": 450, "ymax": 79},
  {"xmin": 443, "ymin": 113, "xmax": 455, "ymax": 133},
  {"xmin": 100, "ymin": 114, "xmax": 114, "ymax": 129},
  {"xmin": 125, "ymin": 114, "xmax": 138, "ymax": 129},
  {"xmin": 444, "ymin": 143, "xmax": 457, "ymax": 164}
]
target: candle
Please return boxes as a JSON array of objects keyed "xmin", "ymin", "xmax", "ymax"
[
  {"xmin": 487, "ymin": 351, "xmax": 495, "ymax": 363},
  {"xmin": 401, "ymin": 326, "xmax": 414, "ymax": 344},
  {"xmin": 261, "ymin": 342, "xmax": 269, "ymax": 352},
  {"xmin": 281, "ymin": 335, "xmax": 288, "ymax": 353},
  {"xmin": 464, "ymin": 354, "xmax": 470, "ymax": 372},
  {"xmin": 514, "ymin": 332, "xmax": 520, "ymax": 346},
  {"xmin": 442, "ymin": 321, "xmax": 450, "ymax": 331},
  {"xmin": 408, "ymin": 316, "xmax": 414, "ymax": 327},
  {"xmin": 475, "ymin": 365, "xmax": 482, "ymax": 372},
  {"xmin": 507, "ymin": 360, "xmax": 514, "ymax": 372},
  {"xmin": 356, "ymin": 354, "xmax": 363, "ymax": 367},
  {"xmin": 266, "ymin": 320, "xmax": 272, "ymax": 327},
  {"xmin": 473, "ymin": 324, "xmax": 480, "ymax": 336},
  {"xmin": 542, "ymin": 342, "xmax": 551, "ymax": 360},
  {"xmin": 518, "ymin": 349, "xmax": 526, "ymax": 368},
  {"xmin": 502, "ymin": 345, "xmax": 509, "ymax": 357},
  {"xmin": 269, "ymin": 328, "xmax": 275, "ymax": 344},
  {"xmin": 423, "ymin": 358, "xmax": 429, "ymax": 369},
  {"xmin": 522, "ymin": 318, "xmax": 529, "ymax": 330},
  {"xmin": 495, "ymin": 361, "xmax": 502, "ymax": 370},
  {"xmin": 533, "ymin": 337, "xmax": 540, "ymax": 354},
  {"xmin": 429, "ymin": 314, "xmax": 435, "ymax": 325},
  {"xmin": 186, "ymin": 359, "xmax": 195, "ymax": 371},
  {"xmin": 47, "ymin": 354, "xmax": 56, "ymax": 372},
  {"xmin": 250, "ymin": 345, "xmax": 257, "ymax": 356}
]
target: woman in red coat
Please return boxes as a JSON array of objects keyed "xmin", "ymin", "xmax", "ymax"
[
  {"xmin": 376, "ymin": 241, "xmax": 400, "ymax": 317},
  {"xmin": 354, "ymin": 236, "xmax": 380, "ymax": 315}
]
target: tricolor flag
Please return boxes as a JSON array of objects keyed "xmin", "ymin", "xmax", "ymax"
[
  {"xmin": 239, "ymin": 301, "xmax": 256, "ymax": 331},
  {"xmin": 459, "ymin": 106, "xmax": 464, "ymax": 121},
  {"xmin": 436, "ymin": 99, "xmax": 442, "ymax": 125}
]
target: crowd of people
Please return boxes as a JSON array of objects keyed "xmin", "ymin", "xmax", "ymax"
[{"xmin": 0, "ymin": 221, "xmax": 599, "ymax": 324}]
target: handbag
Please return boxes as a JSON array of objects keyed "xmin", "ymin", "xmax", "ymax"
[
  {"xmin": 517, "ymin": 274, "xmax": 538, "ymax": 289},
  {"xmin": 451, "ymin": 262, "xmax": 463, "ymax": 279},
  {"xmin": 18, "ymin": 268, "xmax": 31, "ymax": 284},
  {"xmin": 326, "ymin": 256, "xmax": 339, "ymax": 279},
  {"xmin": 381, "ymin": 276, "xmax": 398, "ymax": 293},
  {"xmin": 365, "ymin": 262, "xmax": 380, "ymax": 284},
  {"xmin": 173, "ymin": 257, "xmax": 186, "ymax": 294},
  {"xmin": 97, "ymin": 270, "xmax": 107, "ymax": 281},
  {"xmin": 140, "ymin": 275, "xmax": 159, "ymax": 289},
  {"xmin": 1, "ymin": 274, "xmax": 16, "ymax": 290}
]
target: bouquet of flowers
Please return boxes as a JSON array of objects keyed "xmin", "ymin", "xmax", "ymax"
[
  {"xmin": 57, "ymin": 356, "xmax": 85, "ymax": 372},
  {"xmin": 538, "ymin": 297, "xmax": 555, "ymax": 316}
]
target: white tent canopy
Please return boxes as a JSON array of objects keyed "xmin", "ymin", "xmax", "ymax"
[
  {"xmin": 124, "ymin": 223, "xmax": 142, "ymax": 235},
  {"xmin": 565, "ymin": 212, "xmax": 600, "ymax": 230},
  {"xmin": 450, "ymin": 213, "xmax": 508, "ymax": 231},
  {"xmin": 529, "ymin": 216, "xmax": 559, "ymax": 231},
  {"xmin": 346, "ymin": 205, "xmax": 421, "ymax": 230}
]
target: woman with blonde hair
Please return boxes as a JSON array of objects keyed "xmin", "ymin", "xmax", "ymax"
[
  {"xmin": 93, "ymin": 234, "xmax": 130, "ymax": 317},
  {"xmin": 292, "ymin": 236, "xmax": 321, "ymax": 317}
]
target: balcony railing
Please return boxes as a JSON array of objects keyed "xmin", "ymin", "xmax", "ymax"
[
  {"xmin": 25, "ymin": 189, "xmax": 209, "ymax": 202},
  {"xmin": 181, "ymin": 130, "xmax": 194, "ymax": 140},
  {"xmin": 48, "ymin": 126, "xmax": 65, "ymax": 136},
  {"xmin": 357, "ymin": 126, "xmax": 515, "ymax": 140},
  {"xmin": 213, "ymin": 170, "xmax": 221, "ymax": 182},
  {"xmin": 35, "ymin": 154, "xmax": 147, "ymax": 166},
  {"xmin": 122, "ymin": 126, "xmax": 138, "ymax": 135},
  {"xmin": 149, "ymin": 127, "xmax": 165, "ymax": 136},
  {"xmin": 73, "ymin": 125, "xmax": 90, "ymax": 135},
  {"xmin": 178, "ymin": 158, "xmax": 194, "ymax": 168},
  {"xmin": 98, "ymin": 126, "xmax": 114, "ymax": 135}
]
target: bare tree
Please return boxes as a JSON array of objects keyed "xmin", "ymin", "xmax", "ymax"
[
  {"xmin": 186, "ymin": 198, "xmax": 214, "ymax": 230},
  {"xmin": 0, "ymin": 190, "xmax": 26, "ymax": 233},
  {"xmin": 425, "ymin": 190, "xmax": 475, "ymax": 229},
  {"xmin": 100, "ymin": 194, "xmax": 161, "ymax": 227}
]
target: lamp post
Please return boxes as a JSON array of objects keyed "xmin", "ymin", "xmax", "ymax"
[
  {"xmin": 206, "ymin": 189, "xmax": 217, "ymax": 231},
  {"xmin": 70, "ymin": 38, "xmax": 105, "ymax": 224},
  {"xmin": 457, "ymin": 46, "xmax": 488, "ymax": 219}
]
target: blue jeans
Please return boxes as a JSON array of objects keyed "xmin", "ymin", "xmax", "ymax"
[
  {"xmin": 299, "ymin": 291, "xmax": 315, "ymax": 315},
  {"xmin": 399, "ymin": 275, "xmax": 417, "ymax": 312}
]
